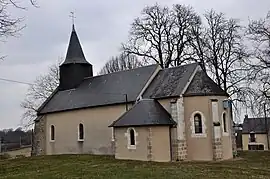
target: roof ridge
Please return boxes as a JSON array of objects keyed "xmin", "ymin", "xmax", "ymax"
[
  {"xmin": 159, "ymin": 62, "xmax": 198, "ymax": 71},
  {"xmin": 84, "ymin": 64, "xmax": 158, "ymax": 80},
  {"xmin": 245, "ymin": 117, "xmax": 270, "ymax": 120},
  {"xmin": 140, "ymin": 98, "xmax": 154, "ymax": 101}
]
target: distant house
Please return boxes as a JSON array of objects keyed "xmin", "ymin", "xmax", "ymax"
[
  {"xmin": 233, "ymin": 123, "xmax": 243, "ymax": 150},
  {"xmin": 242, "ymin": 115, "xmax": 270, "ymax": 150}
]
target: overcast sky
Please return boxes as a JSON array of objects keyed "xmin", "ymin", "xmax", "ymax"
[{"xmin": 0, "ymin": 0, "xmax": 269, "ymax": 129}]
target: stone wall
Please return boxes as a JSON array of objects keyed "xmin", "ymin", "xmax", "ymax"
[
  {"xmin": 111, "ymin": 140, "xmax": 116, "ymax": 155},
  {"xmin": 213, "ymin": 137, "xmax": 223, "ymax": 160},
  {"xmin": 147, "ymin": 127, "xmax": 153, "ymax": 161},
  {"xmin": 170, "ymin": 128, "xmax": 178, "ymax": 161},
  {"xmin": 177, "ymin": 140, "xmax": 187, "ymax": 160},
  {"xmin": 211, "ymin": 100, "xmax": 223, "ymax": 160},
  {"xmin": 170, "ymin": 101, "xmax": 178, "ymax": 161},
  {"xmin": 170, "ymin": 98, "xmax": 187, "ymax": 161},
  {"xmin": 32, "ymin": 116, "xmax": 46, "ymax": 156}
]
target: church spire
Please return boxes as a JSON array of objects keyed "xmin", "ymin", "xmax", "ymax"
[
  {"xmin": 61, "ymin": 12, "xmax": 89, "ymax": 65},
  {"xmin": 72, "ymin": 24, "xmax": 75, "ymax": 32},
  {"xmin": 59, "ymin": 22, "xmax": 93, "ymax": 91},
  {"xmin": 61, "ymin": 25, "xmax": 89, "ymax": 65}
]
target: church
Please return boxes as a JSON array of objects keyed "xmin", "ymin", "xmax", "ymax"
[{"xmin": 32, "ymin": 25, "xmax": 235, "ymax": 162}]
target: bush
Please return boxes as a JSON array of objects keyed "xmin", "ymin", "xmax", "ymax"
[
  {"xmin": 0, "ymin": 153, "xmax": 11, "ymax": 160},
  {"xmin": 233, "ymin": 151, "xmax": 238, "ymax": 158}
]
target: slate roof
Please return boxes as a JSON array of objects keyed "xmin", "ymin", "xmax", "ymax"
[
  {"xmin": 143, "ymin": 63, "xmax": 198, "ymax": 99},
  {"xmin": 38, "ymin": 65, "xmax": 158, "ymax": 114},
  {"xmin": 184, "ymin": 70, "xmax": 228, "ymax": 97},
  {"xmin": 242, "ymin": 116, "xmax": 270, "ymax": 134},
  {"xmin": 61, "ymin": 25, "xmax": 90, "ymax": 65},
  {"xmin": 109, "ymin": 99, "xmax": 176, "ymax": 127}
]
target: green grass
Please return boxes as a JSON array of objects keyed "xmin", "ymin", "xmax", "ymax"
[{"xmin": 0, "ymin": 151, "xmax": 270, "ymax": 179}]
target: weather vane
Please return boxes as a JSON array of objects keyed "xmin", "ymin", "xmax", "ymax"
[{"xmin": 70, "ymin": 11, "xmax": 76, "ymax": 25}]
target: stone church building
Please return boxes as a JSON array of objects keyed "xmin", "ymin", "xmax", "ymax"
[{"xmin": 33, "ymin": 25, "xmax": 235, "ymax": 162}]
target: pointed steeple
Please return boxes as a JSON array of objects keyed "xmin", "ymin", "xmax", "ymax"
[
  {"xmin": 61, "ymin": 25, "xmax": 90, "ymax": 65},
  {"xmin": 59, "ymin": 25, "xmax": 93, "ymax": 91}
]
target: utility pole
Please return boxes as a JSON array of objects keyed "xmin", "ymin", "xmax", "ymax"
[
  {"xmin": 264, "ymin": 103, "xmax": 270, "ymax": 150},
  {"xmin": 228, "ymin": 100, "xmax": 237, "ymax": 156}
]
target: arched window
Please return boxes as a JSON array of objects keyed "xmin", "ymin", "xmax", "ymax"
[
  {"xmin": 223, "ymin": 113, "xmax": 227, "ymax": 132},
  {"xmin": 129, "ymin": 128, "xmax": 135, "ymax": 145},
  {"xmin": 50, "ymin": 125, "xmax": 55, "ymax": 141},
  {"xmin": 194, "ymin": 113, "xmax": 202, "ymax": 134},
  {"xmin": 125, "ymin": 128, "xmax": 137, "ymax": 149},
  {"xmin": 249, "ymin": 132, "xmax": 256, "ymax": 142},
  {"xmin": 79, "ymin": 123, "xmax": 84, "ymax": 140}
]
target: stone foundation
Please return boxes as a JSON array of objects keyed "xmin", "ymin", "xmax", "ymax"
[
  {"xmin": 170, "ymin": 98, "xmax": 188, "ymax": 161},
  {"xmin": 171, "ymin": 139, "xmax": 187, "ymax": 161},
  {"xmin": 177, "ymin": 140, "xmax": 187, "ymax": 160},
  {"xmin": 213, "ymin": 138, "xmax": 223, "ymax": 160},
  {"xmin": 147, "ymin": 127, "xmax": 153, "ymax": 161},
  {"xmin": 171, "ymin": 139, "xmax": 178, "ymax": 161},
  {"xmin": 111, "ymin": 140, "xmax": 116, "ymax": 155},
  {"xmin": 32, "ymin": 116, "xmax": 46, "ymax": 156},
  {"xmin": 230, "ymin": 119, "xmax": 237, "ymax": 156}
]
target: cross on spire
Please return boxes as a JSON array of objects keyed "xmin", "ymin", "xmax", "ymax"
[{"xmin": 69, "ymin": 11, "xmax": 76, "ymax": 26}]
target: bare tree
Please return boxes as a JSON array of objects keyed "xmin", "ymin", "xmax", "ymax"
[
  {"xmin": 0, "ymin": 0, "xmax": 37, "ymax": 39},
  {"xmin": 21, "ymin": 63, "xmax": 59, "ymax": 125},
  {"xmin": 123, "ymin": 5, "xmax": 250, "ymax": 121},
  {"xmin": 123, "ymin": 5, "xmax": 249, "ymax": 98},
  {"xmin": 192, "ymin": 10, "xmax": 249, "ymax": 96},
  {"xmin": 99, "ymin": 53, "xmax": 144, "ymax": 75},
  {"xmin": 0, "ymin": 1, "xmax": 22, "ymax": 39},
  {"xmin": 8, "ymin": 0, "xmax": 37, "ymax": 8},
  {"xmin": 245, "ymin": 11, "xmax": 270, "ymax": 116},
  {"xmin": 192, "ymin": 10, "xmax": 250, "ymax": 122},
  {"xmin": 0, "ymin": 0, "xmax": 38, "ymax": 60},
  {"xmin": 122, "ymin": 4, "xmax": 201, "ymax": 68}
]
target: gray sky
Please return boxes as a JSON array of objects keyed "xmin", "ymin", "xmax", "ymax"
[{"xmin": 0, "ymin": 0, "xmax": 269, "ymax": 129}]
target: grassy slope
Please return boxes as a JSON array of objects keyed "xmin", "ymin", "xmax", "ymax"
[{"xmin": 0, "ymin": 151, "xmax": 270, "ymax": 179}]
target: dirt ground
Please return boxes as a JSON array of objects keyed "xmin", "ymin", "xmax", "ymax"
[{"xmin": 5, "ymin": 147, "xmax": 31, "ymax": 158}]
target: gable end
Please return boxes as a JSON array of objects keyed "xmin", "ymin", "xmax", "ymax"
[{"xmin": 183, "ymin": 70, "xmax": 229, "ymax": 97}]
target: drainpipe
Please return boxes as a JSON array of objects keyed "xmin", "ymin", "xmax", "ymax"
[
  {"xmin": 125, "ymin": 94, "xmax": 128, "ymax": 111},
  {"xmin": 169, "ymin": 126, "xmax": 173, "ymax": 161}
]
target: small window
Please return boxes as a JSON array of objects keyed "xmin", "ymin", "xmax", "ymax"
[
  {"xmin": 250, "ymin": 133, "xmax": 256, "ymax": 142},
  {"xmin": 223, "ymin": 113, "xmax": 227, "ymax": 132},
  {"xmin": 79, "ymin": 123, "xmax": 84, "ymax": 140},
  {"xmin": 130, "ymin": 128, "xmax": 135, "ymax": 145},
  {"xmin": 248, "ymin": 144, "xmax": 264, "ymax": 150},
  {"xmin": 194, "ymin": 113, "xmax": 202, "ymax": 134},
  {"xmin": 126, "ymin": 128, "xmax": 137, "ymax": 149},
  {"xmin": 50, "ymin": 125, "xmax": 55, "ymax": 141}
]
